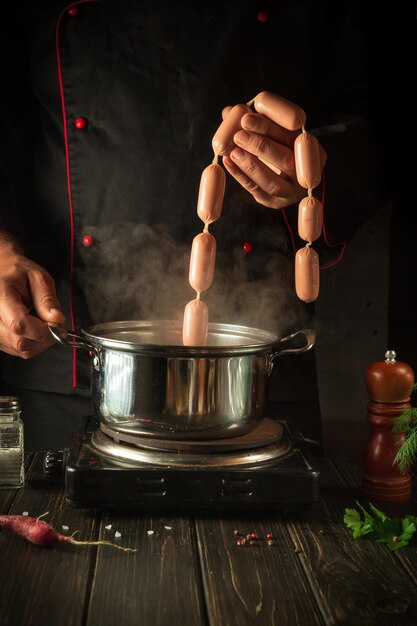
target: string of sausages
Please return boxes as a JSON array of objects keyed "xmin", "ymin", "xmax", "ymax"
[{"xmin": 182, "ymin": 91, "xmax": 323, "ymax": 346}]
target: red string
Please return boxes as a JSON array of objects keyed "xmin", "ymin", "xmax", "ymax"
[
  {"xmin": 281, "ymin": 207, "xmax": 297, "ymax": 256},
  {"xmin": 319, "ymin": 170, "xmax": 348, "ymax": 269},
  {"xmin": 281, "ymin": 170, "xmax": 348, "ymax": 269}
]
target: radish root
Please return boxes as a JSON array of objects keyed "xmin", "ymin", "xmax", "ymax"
[{"xmin": 0, "ymin": 513, "xmax": 137, "ymax": 553}]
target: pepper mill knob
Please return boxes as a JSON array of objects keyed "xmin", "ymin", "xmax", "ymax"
[{"xmin": 362, "ymin": 350, "xmax": 414, "ymax": 501}]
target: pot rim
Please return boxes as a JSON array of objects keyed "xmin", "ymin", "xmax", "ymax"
[{"xmin": 81, "ymin": 319, "xmax": 280, "ymax": 357}]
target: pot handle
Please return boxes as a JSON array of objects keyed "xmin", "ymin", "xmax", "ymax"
[
  {"xmin": 269, "ymin": 328, "xmax": 315, "ymax": 372},
  {"xmin": 48, "ymin": 324, "xmax": 94, "ymax": 353}
]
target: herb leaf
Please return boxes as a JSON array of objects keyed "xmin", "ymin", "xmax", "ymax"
[
  {"xmin": 343, "ymin": 508, "xmax": 371, "ymax": 538},
  {"xmin": 368, "ymin": 502, "xmax": 389, "ymax": 522},
  {"xmin": 344, "ymin": 502, "xmax": 417, "ymax": 550}
]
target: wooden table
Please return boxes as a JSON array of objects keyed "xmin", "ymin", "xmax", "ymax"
[{"xmin": 1, "ymin": 453, "xmax": 417, "ymax": 626}]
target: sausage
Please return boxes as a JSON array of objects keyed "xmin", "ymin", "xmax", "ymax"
[
  {"xmin": 197, "ymin": 163, "xmax": 226, "ymax": 225},
  {"xmin": 298, "ymin": 196, "xmax": 323, "ymax": 242},
  {"xmin": 189, "ymin": 232, "xmax": 216, "ymax": 293},
  {"xmin": 294, "ymin": 131, "xmax": 321, "ymax": 189},
  {"xmin": 295, "ymin": 246, "xmax": 320, "ymax": 302},
  {"xmin": 182, "ymin": 299, "xmax": 208, "ymax": 346},
  {"xmin": 212, "ymin": 104, "xmax": 250, "ymax": 156},
  {"xmin": 253, "ymin": 91, "xmax": 306, "ymax": 131}
]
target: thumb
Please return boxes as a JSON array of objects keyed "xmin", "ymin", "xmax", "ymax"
[
  {"xmin": 28, "ymin": 268, "xmax": 66, "ymax": 324},
  {"xmin": 44, "ymin": 306, "xmax": 66, "ymax": 325}
]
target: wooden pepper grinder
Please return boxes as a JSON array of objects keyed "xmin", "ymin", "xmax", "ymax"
[{"xmin": 362, "ymin": 350, "xmax": 414, "ymax": 502}]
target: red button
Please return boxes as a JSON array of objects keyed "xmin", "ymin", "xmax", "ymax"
[
  {"xmin": 243, "ymin": 242, "xmax": 253, "ymax": 254},
  {"xmin": 68, "ymin": 6, "xmax": 79, "ymax": 16},
  {"xmin": 82, "ymin": 235, "xmax": 93, "ymax": 247},
  {"xmin": 257, "ymin": 11, "xmax": 268, "ymax": 23},
  {"xmin": 75, "ymin": 117, "xmax": 87, "ymax": 129}
]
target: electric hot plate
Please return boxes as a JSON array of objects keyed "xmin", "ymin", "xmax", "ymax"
[{"xmin": 45, "ymin": 417, "xmax": 319, "ymax": 510}]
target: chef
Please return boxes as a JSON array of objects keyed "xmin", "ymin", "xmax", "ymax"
[{"xmin": 0, "ymin": 0, "xmax": 388, "ymax": 450}]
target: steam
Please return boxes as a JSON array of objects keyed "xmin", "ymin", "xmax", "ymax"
[{"xmin": 78, "ymin": 220, "xmax": 309, "ymax": 336}]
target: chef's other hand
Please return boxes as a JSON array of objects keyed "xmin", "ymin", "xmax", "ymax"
[
  {"xmin": 220, "ymin": 104, "xmax": 326, "ymax": 210},
  {"xmin": 0, "ymin": 232, "xmax": 65, "ymax": 359}
]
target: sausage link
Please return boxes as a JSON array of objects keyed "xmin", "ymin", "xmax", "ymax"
[
  {"xmin": 182, "ymin": 299, "xmax": 209, "ymax": 346},
  {"xmin": 294, "ymin": 132, "xmax": 321, "ymax": 189},
  {"xmin": 189, "ymin": 232, "xmax": 216, "ymax": 293},
  {"xmin": 295, "ymin": 246, "xmax": 320, "ymax": 303},
  {"xmin": 197, "ymin": 163, "xmax": 226, "ymax": 225},
  {"xmin": 212, "ymin": 104, "xmax": 250, "ymax": 156},
  {"xmin": 298, "ymin": 196, "xmax": 323, "ymax": 242},
  {"xmin": 253, "ymin": 91, "xmax": 306, "ymax": 131}
]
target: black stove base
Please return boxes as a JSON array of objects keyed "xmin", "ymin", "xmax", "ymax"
[{"xmin": 59, "ymin": 418, "xmax": 320, "ymax": 511}]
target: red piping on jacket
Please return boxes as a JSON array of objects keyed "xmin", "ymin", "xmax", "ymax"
[{"xmin": 56, "ymin": 0, "xmax": 98, "ymax": 388}]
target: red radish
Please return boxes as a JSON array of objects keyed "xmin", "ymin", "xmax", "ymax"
[{"xmin": 0, "ymin": 513, "xmax": 136, "ymax": 552}]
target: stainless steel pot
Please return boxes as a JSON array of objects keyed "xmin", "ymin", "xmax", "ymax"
[{"xmin": 49, "ymin": 321, "xmax": 314, "ymax": 440}]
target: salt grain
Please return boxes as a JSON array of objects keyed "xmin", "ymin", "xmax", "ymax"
[
  {"xmin": 62, "ymin": 525, "xmax": 69, "ymax": 531},
  {"xmin": 147, "ymin": 530, "xmax": 155, "ymax": 536},
  {"xmin": 105, "ymin": 524, "xmax": 112, "ymax": 530},
  {"xmin": 115, "ymin": 531, "xmax": 122, "ymax": 538},
  {"xmin": 164, "ymin": 526, "xmax": 172, "ymax": 530},
  {"xmin": 22, "ymin": 512, "xmax": 29, "ymax": 516}
]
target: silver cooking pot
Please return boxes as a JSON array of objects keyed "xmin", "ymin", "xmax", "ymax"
[{"xmin": 49, "ymin": 321, "xmax": 314, "ymax": 440}]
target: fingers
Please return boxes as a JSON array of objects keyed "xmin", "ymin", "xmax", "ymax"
[
  {"xmin": 0, "ymin": 306, "xmax": 56, "ymax": 359},
  {"xmin": 0, "ymin": 260, "xmax": 65, "ymax": 359},
  {"xmin": 218, "ymin": 105, "xmax": 300, "ymax": 207},
  {"xmin": 233, "ymin": 129, "xmax": 296, "ymax": 178},
  {"xmin": 241, "ymin": 112, "xmax": 298, "ymax": 149},
  {"xmin": 0, "ymin": 286, "xmax": 46, "ymax": 340},
  {"xmin": 223, "ymin": 140, "xmax": 305, "ymax": 209},
  {"xmin": 0, "ymin": 334, "xmax": 55, "ymax": 359},
  {"xmin": 28, "ymin": 268, "xmax": 66, "ymax": 324},
  {"xmin": 221, "ymin": 105, "xmax": 233, "ymax": 120},
  {"xmin": 219, "ymin": 104, "xmax": 326, "ymax": 210},
  {"xmin": 223, "ymin": 155, "xmax": 296, "ymax": 210},
  {"xmin": 243, "ymin": 112, "xmax": 327, "ymax": 169},
  {"xmin": 0, "ymin": 286, "xmax": 56, "ymax": 357}
]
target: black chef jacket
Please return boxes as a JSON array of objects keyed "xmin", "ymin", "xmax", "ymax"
[{"xmin": 0, "ymin": 1, "xmax": 391, "ymax": 410}]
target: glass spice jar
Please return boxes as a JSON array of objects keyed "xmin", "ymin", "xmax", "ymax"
[{"xmin": 0, "ymin": 396, "xmax": 24, "ymax": 489}]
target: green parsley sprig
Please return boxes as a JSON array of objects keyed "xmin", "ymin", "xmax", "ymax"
[{"xmin": 344, "ymin": 502, "xmax": 417, "ymax": 551}]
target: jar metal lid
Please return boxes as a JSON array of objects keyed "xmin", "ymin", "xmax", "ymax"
[{"xmin": 0, "ymin": 396, "xmax": 21, "ymax": 413}]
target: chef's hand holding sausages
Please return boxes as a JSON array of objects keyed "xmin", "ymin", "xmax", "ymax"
[
  {"xmin": 183, "ymin": 92, "xmax": 327, "ymax": 345},
  {"xmin": 216, "ymin": 93, "xmax": 327, "ymax": 304},
  {"xmin": 218, "ymin": 96, "xmax": 326, "ymax": 211},
  {"xmin": 0, "ymin": 232, "xmax": 65, "ymax": 358}
]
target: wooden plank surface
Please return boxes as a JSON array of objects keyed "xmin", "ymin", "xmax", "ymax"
[
  {"xmin": 0, "ymin": 480, "xmax": 20, "ymax": 514},
  {"xmin": 335, "ymin": 458, "xmax": 417, "ymax": 589},
  {"xmin": 0, "ymin": 453, "xmax": 100, "ymax": 626},
  {"xmin": 2, "ymin": 455, "xmax": 417, "ymax": 626},
  {"xmin": 284, "ymin": 458, "xmax": 417, "ymax": 626},
  {"xmin": 86, "ymin": 512, "xmax": 208, "ymax": 626},
  {"xmin": 195, "ymin": 512, "xmax": 325, "ymax": 626}
]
